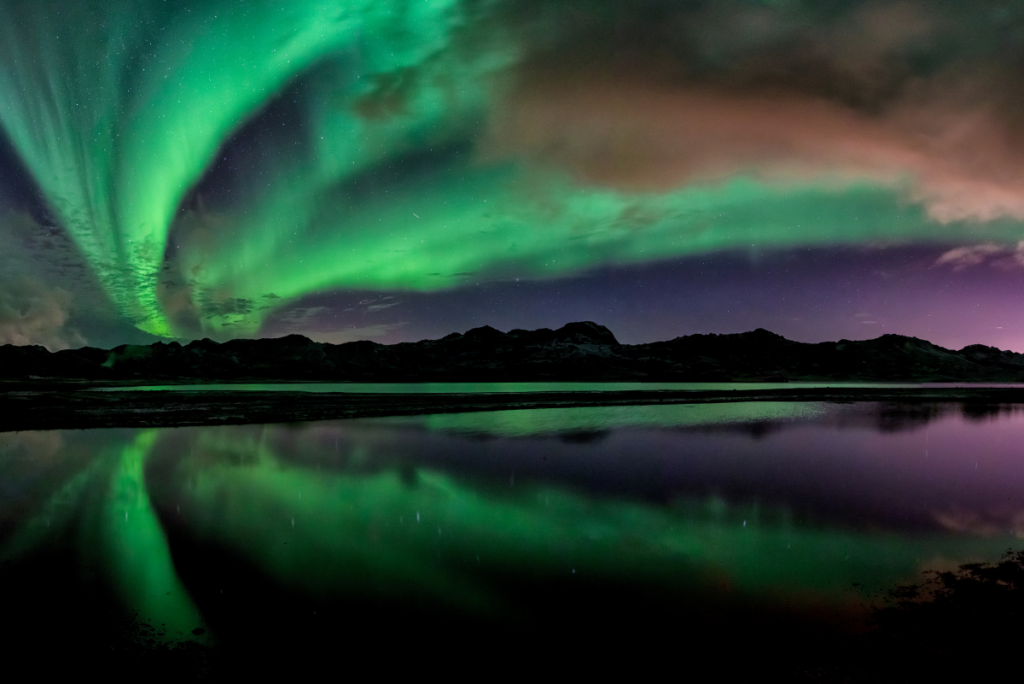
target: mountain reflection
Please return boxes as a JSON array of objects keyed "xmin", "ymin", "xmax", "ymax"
[{"xmin": 3, "ymin": 400, "xmax": 1024, "ymax": 675}]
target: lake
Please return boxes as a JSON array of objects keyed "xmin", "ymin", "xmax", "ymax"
[
  {"xmin": 92, "ymin": 381, "xmax": 1020, "ymax": 392},
  {"xmin": 2, "ymin": 399, "xmax": 1023, "ymax": 677}
]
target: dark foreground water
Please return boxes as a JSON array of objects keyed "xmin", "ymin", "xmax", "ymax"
[
  {"xmin": 3, "ymin": 401, "xmax": 1024, "ymax": 678},
  {"xmin": 94, "ymin": 381, "xmax": 1024, "ymax": 392}
]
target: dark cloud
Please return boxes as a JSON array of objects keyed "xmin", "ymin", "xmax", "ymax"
[
  {"xmin": 483, "ymin": 0, "xmax": 1024, "ymax": 221},
  {"xmin": 935, "ymin": 243, "xmax": 1024, "ymax": 270},
  {"xmin": 0, "ymin": 275, "xmax": 84, "ymax": 350},
  {"xmin": 8, "ymin": 1, "xmax": 1024, "ymax": 349},
  {"xmin": 193, "ymin": 293, "xmax": 256, "ymax": 317},
  {"xmin": 0, "ymin": 209, "xmax": 174, "ymax": 348},
  {"xmin": 277, "ymin": 306, "xmax": 329, "ymax": 326},
  {"xmin": 366, "ymin": 302, "xmax": 401, "ymax": 312}
]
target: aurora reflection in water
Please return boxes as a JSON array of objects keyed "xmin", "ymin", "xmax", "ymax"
[{"xmin": 2, "ymin": 400, "xmax": 1023, "ymax": 672}]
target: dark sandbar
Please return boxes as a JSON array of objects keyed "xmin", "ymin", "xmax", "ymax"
[{"xmin": 4, "ymin": 386, "xmax": 1024, "ymax": 431}]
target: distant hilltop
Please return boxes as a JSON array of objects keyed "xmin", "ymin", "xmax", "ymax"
[{"xmin": 3, "ymin": 321, "xmax": 1024, "ymax": 383}]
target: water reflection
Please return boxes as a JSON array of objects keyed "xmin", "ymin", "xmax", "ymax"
[
  {"xmin": 93, "ymin": 381, "xmax": 916, "ymax": 393},
  {"xmin": 2, "ymin": 401, "xmax": 1024, "ymax": 673},
  {"xmin": 0, "ymin": 429, "xmax": 206, "ymax": 642}
]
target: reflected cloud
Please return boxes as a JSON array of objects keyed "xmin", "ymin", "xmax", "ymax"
[
  {"xmin": 933, "ymin": 508, "xmax": 1024, "ymax": 538},
  {"xmin": 0, "ymin": 430, "xmax": 63, "ymax": 466},
  {"xmin": 5, "ymin": 400, "xmax": 1024, "ymax": 667}
]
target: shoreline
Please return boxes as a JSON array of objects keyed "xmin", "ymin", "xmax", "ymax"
[{"xmin": 5, "ymin": 386, "xmax": 1024, "ymax": 432}]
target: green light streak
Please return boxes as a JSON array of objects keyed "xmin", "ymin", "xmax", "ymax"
[
  {"xmin": 162, "ymin": 420, "xmax": 1014, "ymax": 613},
  {"xmin": 0, "ymin": 0, "xmax": 463, "ymax": 335},
  {"xmin": 1, "ymin": 430, "xmax": 204, "ymax": 641},
  {"xmin": 0, "ymin": 453, "xmax": 104, "ymax": 562},
  {"xmin": 3, "ymin": 1, "xmax": 1024, "ymax": 337},
  {"xmin": 180, "ymin": 164, "xmax": 1024, "ymax": 336},
  {"xmin": 3, "ymin": 410, "xmax": 1022, "ymax": 635},
  {"xmin": 369, "ymin": 401, "xmax": 831, "ymax": 438},
  {"xmin": 96, "ymin": 430, "xmax": 205, "ymax": 639}
]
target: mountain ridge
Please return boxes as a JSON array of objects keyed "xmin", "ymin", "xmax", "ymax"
[{"xmin": 3, "ymin": 321, "xmax": 1024, "ymax": 383}]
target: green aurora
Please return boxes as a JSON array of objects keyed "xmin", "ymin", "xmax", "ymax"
[
  {"xmin": 4, "ymin": 0, "xmax": 1024, "ymax": 338},
  {"xmin": 3, "ymin": 403, "xmax": 1020, "ymax": 637}
]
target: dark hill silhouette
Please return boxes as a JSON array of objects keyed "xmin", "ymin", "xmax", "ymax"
[{"xmin": 3, "ymin": 322, "xmax": 1024, "ymax": 383}]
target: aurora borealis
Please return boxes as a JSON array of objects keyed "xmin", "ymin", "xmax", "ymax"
[
  {"xmin": 5, "ymin": 1, "xmax": 1024, "ymax": 348},
  {"xmin": 5, "ymin": 403, "xmax": 1024, "ymax": 646}
]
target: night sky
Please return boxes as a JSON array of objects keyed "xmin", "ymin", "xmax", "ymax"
[{"xmin": 3, "ymin": 0, "xmax": 1024, "ymax": 351}]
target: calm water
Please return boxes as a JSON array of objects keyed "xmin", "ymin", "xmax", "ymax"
[
  {"xmin": 92, "ymin": 381, "xmax": 920, "ymax": 392},
  {"xmin": 3, "ymin": 400, "xmax": 1023, "ymax": 673}
]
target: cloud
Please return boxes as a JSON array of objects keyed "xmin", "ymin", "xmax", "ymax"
[
  {"xmin": 195, "ymin": 294, "xmax": 255, "ymax": 317},
  {"xmin": 483, "ymin": 0, "xmax": 1024, "ymax": 223},
  {"xmin": 0, "ymin": 431, "xmax": 64, "ymax": 467},
  {"xmin": 934, "ymin": 508, "xmax": 1024, "ymax": 538},
  {"xmin": 935, "ymin": 242, "xmax": 1024, "ymax": 270},
  {"xmin": 302, "ymin": 322, "xmax": 409, "ymax": 345},
  {"xmin": 0, "ymin": 275, "xmax": 85, "ymax": 350},
  {"xmin": 366, "ymin": 301, "xmax": 400, "ymax": 312},
  {"xmin": 356, "ymin": 296, "xmax": 402, "ymax": 313},
  {"xmin": 277, "ymin": 306, "xmax": 329, "ymax": 325}
]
